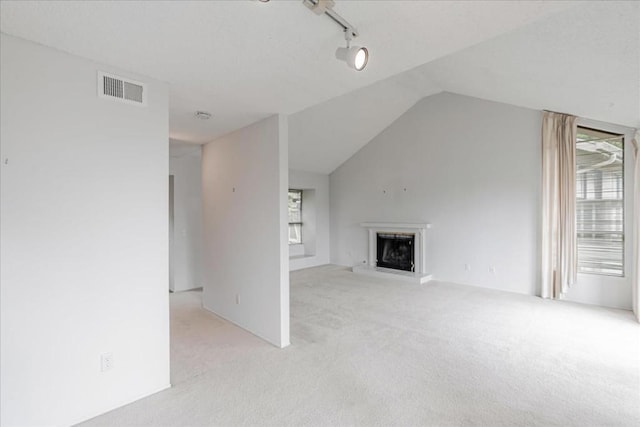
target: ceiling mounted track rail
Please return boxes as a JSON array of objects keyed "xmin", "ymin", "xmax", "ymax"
[
  {"xmin": 303, "ymin": 0, "xmax": 359, "ymax": 38},
  {"xmin": 302, "ymin": 0, "xmax": 369, "ymax": 71}
]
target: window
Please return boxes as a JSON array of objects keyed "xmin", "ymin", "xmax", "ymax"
[
  {"xmin": 288, "ymin": 189, "xmax": 302, "ymax": 244},
  {"xmin": 576, "ymin": 127, "xmax": 624, "ymax": 276}
]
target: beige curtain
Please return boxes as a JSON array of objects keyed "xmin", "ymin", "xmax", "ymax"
[
  {"xmin": 632, "ymin": 131, "xmax": 639, "ymax": 322},
  {"xmin": 541, "ymin": 112, "xmax": 577, "ymax": 299}
]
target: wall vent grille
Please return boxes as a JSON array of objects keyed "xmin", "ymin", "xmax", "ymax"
[{"xmin": 98, "ymin": 72, "xmax": 146, "ymax": 106}]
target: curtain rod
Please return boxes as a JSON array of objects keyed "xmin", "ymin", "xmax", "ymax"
[{"xmin": 543, "ymin": 109, "xmax": 574, "ymax": 116}]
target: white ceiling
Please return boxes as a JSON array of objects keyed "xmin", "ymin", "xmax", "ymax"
[
  {"xmin": 290, "ymin": 0, "xmax": 639, "ymax": 173},
  {"xmin": 289, "ymin": 67, "xmax": 442, "ymax": 173},
  {"xmin": 1, "ymin": 1, "xmax": 574, "ymax": 136},
  {"xmin": 1, "ymin": 1, "xmax": 636, "ymax": 175},
  {"xmin": 422, "ymin": 0, "xmax": 640, "ymax": 131}
]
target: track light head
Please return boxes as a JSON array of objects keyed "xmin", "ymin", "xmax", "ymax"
[
  {"xmin": 335, "ymin": 27, "xmax": 368, "ymax": 71},
  {"xmin": 303, "ymin": 3, "xmax": 368, "ymax": 72},
  {"xmin": 335, "ymin": 46, "xmax": 368, "ymax": 71}
]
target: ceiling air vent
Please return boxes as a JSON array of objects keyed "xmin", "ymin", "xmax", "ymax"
[{"xmin": 98, "ymin": 72, "xmax": 147, "ymax": 106}]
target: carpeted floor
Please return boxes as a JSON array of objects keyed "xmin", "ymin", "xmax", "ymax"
[{"xmin": 80, "ymin": 265, "xmax": 640, "ymax": 426}]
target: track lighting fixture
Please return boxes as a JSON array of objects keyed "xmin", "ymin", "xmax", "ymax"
[
  {"xmin": 303, "ymin": 0, "xmax": 369, "ymax": 71},
  {"xmin": 335, "ymin": 29, "xmax": 368, "ymax": 71}
]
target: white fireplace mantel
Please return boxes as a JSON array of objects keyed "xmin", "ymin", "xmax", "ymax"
[
  {"xmin": 360, "ymin": 222, "xmax": 432, "ymax": 230},
  {"xmin": 353, "ymin": 222, "xmax": 433, "ymax": 284}
]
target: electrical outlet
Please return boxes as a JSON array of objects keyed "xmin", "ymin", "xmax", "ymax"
[
  {"xmin": 235, "ymin": 294, "xmax": 240, "ymax": 305},
  {"xmin": 101, "ymin": 353, "xmax": 114, "ymax": 372},
  {"xmin": 488, "ymin": 266, "xmax": 496, "ymax": 274}
]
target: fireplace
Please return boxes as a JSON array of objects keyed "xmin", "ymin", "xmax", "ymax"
[
  {"xmin": 353, "ymin": 222, "xmax": 432, "ymax": 284},
  {"xmin": 376, "ymin": 233, "xmax": 414, "ymax": 272}
]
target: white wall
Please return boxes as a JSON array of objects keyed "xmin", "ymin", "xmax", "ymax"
[
  {"xmin": 201, "ymin": 115, "xmax": 289, "ymax": 348},
  {"xmin": 169, "ymin": 143, "xmax": 204, "ymax": 292},
  {"xmin": 331, "ymin": 93, "xmax": 541, "ymax": 295},
  {"xmin": 0, "ymin": 34, "xmax": 170, "ymax": 426},
  {"xmin": 330, "ymin": 92, "xmax": 635, "ymax": 310},
  {"xmin": 289, "ymin": 170, "xmax": 330, "ymax": 271}
]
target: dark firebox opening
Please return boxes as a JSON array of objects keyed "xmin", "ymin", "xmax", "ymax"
[{"xmin": 376, "ymin": 233, "xmax": 415, "ymax": 272}]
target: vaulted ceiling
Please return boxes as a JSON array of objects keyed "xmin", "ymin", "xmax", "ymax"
[
  {"xmin": 2, "ymin": 1, "xmax": 637, "ymax": 174},
  {"xmin": 290, "ymin": 1, "xmax": 639, "ymax": 173}
]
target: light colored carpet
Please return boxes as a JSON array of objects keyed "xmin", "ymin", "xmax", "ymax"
[{"xmin": 80, "ymin": 265, "xmax": 640, "ymax": 426}]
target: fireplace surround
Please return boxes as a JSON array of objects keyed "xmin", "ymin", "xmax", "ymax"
[{"xmin": 353, "ymin": 222, "xmax": 432, "ymax": 284}]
